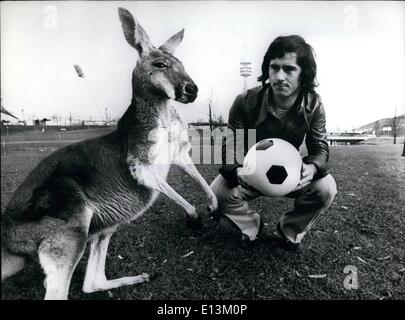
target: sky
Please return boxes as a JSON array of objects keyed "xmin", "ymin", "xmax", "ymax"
[{"xmin": 1, "ymin": 1, "xmax": 404, "ymax": 131}]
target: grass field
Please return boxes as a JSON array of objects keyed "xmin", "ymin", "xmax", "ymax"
[{"xmin": 1, "ymin": 128, "xmax": 404, "ymax": 300}]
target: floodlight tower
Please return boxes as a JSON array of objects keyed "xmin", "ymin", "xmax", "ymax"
[
  {"xmin": 240, "ymin": 43, "xmax": 252, "ymax": 93},
  {"xmin": 240, "ymin": 61, "xmax": 252, "ymax": 93}
]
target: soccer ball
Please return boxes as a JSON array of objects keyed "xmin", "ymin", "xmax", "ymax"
[{"xmin": 239, "ymin": 138, "xmax": 303, "ymax": 197}]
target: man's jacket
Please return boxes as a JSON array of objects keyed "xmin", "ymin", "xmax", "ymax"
[{"xmin": 219, "ymin": 85, "xmax": 330, "ymax": 187}]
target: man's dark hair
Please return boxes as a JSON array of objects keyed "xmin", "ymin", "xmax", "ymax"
[{"xmin": 258, "ymin": 35, "xmax": 318, "ymax": 93}]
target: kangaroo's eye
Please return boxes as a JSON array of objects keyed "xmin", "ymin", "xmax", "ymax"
[{"xmin": 153, "ymin": 62, "xmax": 168, "ymax": 69}]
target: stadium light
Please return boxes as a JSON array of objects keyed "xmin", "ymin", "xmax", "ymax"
[{"xmin": 240, "ymin": 61, "xmax": 252, "ymax": 93}]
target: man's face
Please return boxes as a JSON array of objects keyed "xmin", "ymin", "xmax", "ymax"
[{"xmin": 268, "ymin": 52, "xmax": 302, "ymax": 99}]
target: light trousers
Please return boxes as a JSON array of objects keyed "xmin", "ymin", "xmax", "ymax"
[{"xmin": 210, "ymin": 173, "xmax": 337, "ymax": 243}]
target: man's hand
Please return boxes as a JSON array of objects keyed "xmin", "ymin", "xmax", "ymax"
[{"xmin": 295, "ymin": 163, "xmax": 317, "ymax": 191}]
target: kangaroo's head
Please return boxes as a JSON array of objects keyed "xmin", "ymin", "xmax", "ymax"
[{"xmin": 118, "ymin": 8, "xmax": 198, "ymax": 104}]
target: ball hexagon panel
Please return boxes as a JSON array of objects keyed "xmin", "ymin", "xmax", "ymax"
[{"xmin": 266, "ymin": 165, "xmax": 288, "ymax": 184}]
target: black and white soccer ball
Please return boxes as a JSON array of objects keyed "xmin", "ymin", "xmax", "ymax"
[{"xmin": 240, "ymin": 138, "xmax": 303, "ymax": 197}]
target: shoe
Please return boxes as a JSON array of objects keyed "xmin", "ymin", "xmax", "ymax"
[
  {"xmin": 240, "ymin": 217, "xmax": 264, "ymax": 248},
  {"xmin": 273, "ymin": 223, "xmax": 301, "ymax": 252}
]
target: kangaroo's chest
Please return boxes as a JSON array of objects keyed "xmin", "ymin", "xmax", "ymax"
[
  {"xmin": 127, "ymin": 106, "xmax": 189, "ymax": 181},
  {"xmin": 91, "ymin": 107, "xmax": 190, "ymax": 230},
  {"xmin": 148, "ymin": 107, "xmax": 189, "ymax": 166}
]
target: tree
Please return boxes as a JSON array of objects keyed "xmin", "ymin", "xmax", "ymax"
[
  {"xmin": 207, "ymin": 89, "xmax": 225, "ymax": 129},
  {"xmin": 207, "ymin": 89, "xmax": 225, "ymax": 145},
  {"xmin": 52, "ymin": 114, "xmax": 59, "ymax": 126},
  {"xmin": 207, "ymin": 90, "xmax": 216, "ymax": 132},
  {"xmin": 217, "ymin": 114, "xmax": 225, "ymax": 127}
]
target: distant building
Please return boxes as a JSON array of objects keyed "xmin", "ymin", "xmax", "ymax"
[
  {"xmin": 83, "ymin": 120, "xmax": 109, "ymax": 126},
  {"xmin": 1, "ymin": 106, "xmax": 19, "ymax": 125},
  {"xmin": 356, "ymin": 114, "xmax": 405, "ymax": 136},
  {"xmin": 1, "ymin": 115, "xmax": 19, "ymax": 125},
  {"xmin": 327, "ymin": 131, "xmax": 370, "ymax": 145},
  {"xmin": 81, "ymin": 120, "xmax": 118, "ymax": 127},
  {"xmin": 1, "ymin": 106, "xmax": 18, "ymax": 119}
]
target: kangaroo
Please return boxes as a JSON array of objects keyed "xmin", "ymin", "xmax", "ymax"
[{"xmin": 1, "ymin": 7, "xmax": 218, "ymax": 300}]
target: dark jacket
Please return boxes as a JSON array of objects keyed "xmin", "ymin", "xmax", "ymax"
[{"xmin": 219, "ymin": 85, "xmax": 330, "ymax": 187}]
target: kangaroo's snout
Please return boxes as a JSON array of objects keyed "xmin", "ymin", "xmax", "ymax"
[
  {"xmin": 185, "ymin": 82, "xmax": 198, "ymax": 96},
  {"xmin": 176, "ymin": 81, "xmax": 198, "ymax": 103}
]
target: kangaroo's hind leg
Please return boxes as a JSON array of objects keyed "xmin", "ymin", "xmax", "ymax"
[
  {"xmin": 1, "ymin": 245, "xmax": 26, "ymax": 282},
  {"xmin": 82, "ymin": 230, "xmax": 152, "ymax": 294},
  {"xmin": 38, "ymin": 204, "xmax": 93, "ymax": 300},
  {"xmin": 39, "ymin": 233, "xmax": 86, "ymax": 300}
]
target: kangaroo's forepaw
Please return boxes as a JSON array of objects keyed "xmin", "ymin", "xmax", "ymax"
[{"xmin": 207, "ymin": 199, "xmax": 218, "ymax": 214}]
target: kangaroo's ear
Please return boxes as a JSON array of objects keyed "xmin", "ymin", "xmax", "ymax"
[
  {"xmin": 159, "ymin": 29, "xmax": 184, "ymax": 55},
  {"xmin": 118, "ymin": 7, "xmax": 152, "ymax": 56}
]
